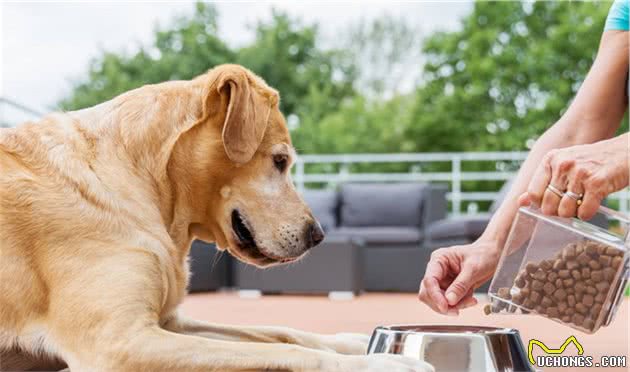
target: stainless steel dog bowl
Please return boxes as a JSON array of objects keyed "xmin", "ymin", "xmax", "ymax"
[{"xmin": 367, "ymin": 325, "xmax": 533, "ymax": 372}]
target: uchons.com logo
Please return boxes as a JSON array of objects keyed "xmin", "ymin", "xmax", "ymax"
[{"xmin": 528, "ymin": 336, "xmax": 627, "ymax": 369}]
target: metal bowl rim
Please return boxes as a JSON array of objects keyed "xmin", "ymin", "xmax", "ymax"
[{"xmin": 374, "ymin": 324, "xmax": 519, "ymax": 336}]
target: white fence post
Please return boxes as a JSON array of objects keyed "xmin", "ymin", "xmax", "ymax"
[
  {"xmin": 295, "ymin": 159, "xmax": 305, "ymax": 193},
  {"xmin": 451, "ymin": 156, "xmax": 462, "ymax": 217}
]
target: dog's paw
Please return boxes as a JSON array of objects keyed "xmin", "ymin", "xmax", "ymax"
[
  {"xmin": 323, "ymin": 332, "xmax": 371, "ymax": 354},
  {"xmin": 333, "ymin": 354, "xmax": 434, "ymax": 372}
]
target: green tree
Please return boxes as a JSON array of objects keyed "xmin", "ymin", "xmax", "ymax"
[
  {"xmin": 59, "ymin": 4, "xmax": 355, "ymax": 123},
  {"xmin": 407, "ymin": 1, "xmax": 624, "ymax": 153},
  {"xmin": 59, "ymin": 3, "xmax": 234, "ymax": 110}
]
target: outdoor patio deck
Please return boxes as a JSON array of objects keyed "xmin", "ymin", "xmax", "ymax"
[{"xmin": 181, "ymin": 292, "xmax": 629, "ymax": 372}]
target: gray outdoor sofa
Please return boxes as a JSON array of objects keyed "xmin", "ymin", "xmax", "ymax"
[{"xmin": 232, "ymin": 182, "xmax": 448, "ymax": 293}]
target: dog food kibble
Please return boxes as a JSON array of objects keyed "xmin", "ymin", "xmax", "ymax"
[
  {"xmin": 603, "ymin": 267, "xmax": 616, "ymax": 281},
  {"xmin": 483, "ymin": 303, "xmax": 492, "ymax": 315},
  {"xmin": 489, "ymin": 240, "xmax": 623, "ymax": 332},
  {"xmin": 543, "ymin": 282, "xmax": 555, "ymax": 295}
]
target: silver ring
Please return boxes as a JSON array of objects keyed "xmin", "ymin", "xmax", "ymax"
[
  {"xmin": 546, "ymin": 184, "xmax": 565, "ymax": 198},
  {"xmin": 565, "ymin": 191, "xmax": 583, "ymax": 201}
]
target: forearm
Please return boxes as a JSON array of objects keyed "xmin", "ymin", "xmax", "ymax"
[{"xmin": 479, "ymin": 31, "xmax": 628, "ymax": 250}]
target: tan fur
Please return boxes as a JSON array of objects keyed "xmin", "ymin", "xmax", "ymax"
[{"xmin": 0, "ymin": 65, "xmax": 429, "ymax": 372}]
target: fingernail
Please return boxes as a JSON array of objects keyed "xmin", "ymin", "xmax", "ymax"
[{"xmin": 446, "ymin": 292, "xmax": 457, "ymax": 305}]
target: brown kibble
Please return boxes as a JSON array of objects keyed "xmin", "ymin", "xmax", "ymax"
[
  {"xmin": 515, "ymin": 276, "xmax": 526, "ymax": 288},
  {"xmin": 535, "ymin": 305, "xmax": 544, "ymax": 314},
  {"xmin": 561, "ymin": 315, "xmax": 571, "ymax": 323},
  {"xmin": 589, "ymin": 260, "xmax": 602, "ymax": 270},
  {"xmin": 567, "ymin": 295, "xmax": 576, "ymax": 307},
  {"xmin": 563, "ymin": 244, "xmax": 577, "ymax": 259},
  {"xmin": 585, "ymin": 242, "xmax": 599, "ymax": 256},
  {"xmin": 612, "ymin": 256, "xmax": 622, "ymax": 270},
  {"xmin": 558, "ymin": 302, "xmax": 568, "ymax": 314},
  {"xmin": 543, "ymin": 282, "xmax": 555, "ymax": 295},
  {"xmin": 513, "ymin": 293, "xmax": 524, "ymax": 305},
  {"xmin": 595, "ymin": 281, "xmax": 610, "ymax": 292},
  {"xmin": 583, "ymin": 318, "xmax": 595, "ymax": 330},
  {"xmin": 530, "ymin": 291, "xmax": 541, "ymax": 304},
  {"xmin": 599, "ymin": 255, "xmax": 612, "ymax": 267},
  {"xmin": 566, "ymin": 287, "xmax": 575, "ymax": 294},
  {"xmin": 541, "ymin": 259, "xmax": 553, "ymax": 271},
  {"xmin": 576, "ymin": 292, "xmax": 584, "ymax": 302},
  {"xmin": 523, "ymin": 299, "xmax": 535, "ymax": 309},
  {"xmin": 575, "ymin": 303, "xmax": 588, "ymax": 315},
  {"xmin": 586, "ymin": 286, "xmax": 597, "ymax": 295},
  {"xmin": 595, "ymin": 293, "xmax": 606, "ymax": 303},
  {"xmin": 575, "ymin": 282, "xmax": 586, "ymax": 293},
  {"xmin": 484, "ymin": 304, "xmax": 492, "ymax": 315},
  {"xmin": 533, "ymin": 269, "xmax": 547, "ymax": 281},
  {"xmin": 520, "ymin": 287, "xmax": 530, "ymax": 297},
  {"xmin": 553, "ymin": 259, "xmax": 566, "ymax": 270},
  {"xmin": 565, "ymin": 307, "xmax": 575, "ymax": 316},
  {"xmin": 592, "ymin": 303, "xmax": 603, "ymax": 316},
  {"xmin": 581, "ymin": 267, "xmax": 591, "ymax": 279},
  {"xmin": 575, "ymin": 243, "xmax": 585, "ymax": 256},
  {"xmin": 585, "ymin": 279, "xmax": 594, "ymax": 286},
  {"xmin": 567, "ymin": 260, "xmax": 580, "ymax": 270},
  {"xmin": 525, "ymin": 262, "xmax": 538, "ymax": 274},
  {"xmin": 555, "ymin": 278, "xmax": 564, "ymax": 289},
  {"xmin": 591, "ymin": 270, "xmax": 603, "ymax": 282},
  {"xmin": 558, "ymin": 270, "xmax": 570, "ymax": 279},
  {"xmin": 563, "ymin": 278, "xmax": 574, "ymax": 287},
  {"xmin": 498, "ymin": 287, "xmax": 512, "ymax": 299},
  {"xmin": 572, "ymin": 313, "xmax": 585, "ymax": 326},
  {"xmin": 576, "ymin": 252, "xmax": 591, "ymax": 266},
  {"xmin": 603, "ymin": 267, "xmax": 616, "ymax": 281},
  {"xmin": 582, "ymin": 294, "xmax": 594, "ymax": 306},
  {"xmin": 596, "ymin": 244, "xmax": 606, "ymax": 255},
  {"xmin": 553, "ymin": 288, "xmax": 567, "ymax": 301},
  {"xmin": 547, "ymin": 307, "xmax": 559, "ymax": 318},
  {"xmin": 541, "ymin": 297, "xmax": 553, "ymax": 307},
  {"xmin": 547, "ymin": 271, "xmax": 558, "ymax": 282},
  {"xmin": 605, "ymin": 246, "xmax": 622, "ymax": 257},
  {"xmin": 571, "ymin": 270, "xmax": 582, "ymax": 280},
  {"xmin": 531, "ymin": 280, "xmax": 544, "ymax": 291}
]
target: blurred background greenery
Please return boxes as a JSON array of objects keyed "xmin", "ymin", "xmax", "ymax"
[
  {"xmin": 59, "ymin": 1, "xmax": 627, "ymax": 155},
  {"xmin": 57, "ymin": 1, "xmax": 628, "ymax": 213}
]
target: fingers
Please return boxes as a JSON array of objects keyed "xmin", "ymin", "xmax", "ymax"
[
  {"xmin": 418, "ymin": 254, "xmax": 450, "ymax": 314},
  {"xmin": 517, "ymin": 192, "xmax": 531, "ymax": 207},
  {"xmin": 578, "ymin": 190, "xmax": 602, "ymax": 220},
  {"xmin": 419, "ymin": 277, "xmax": 448, "ymax": 314},
  {"xmin": 444, "ymin": 265, "xmax": 475, "ymax": 307},
  {"xmin": 527, "ymin": 153, "xmax": 554, "ymax": 207},
  {"xmin": 558, "ymin": 179, "xmax": 584, "ymax": 218}
]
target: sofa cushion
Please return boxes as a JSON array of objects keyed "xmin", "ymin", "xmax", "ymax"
[
  {"xmin": 339, "ymin": 183, "xmax": 426, "ymax": 227},
  {"xmin": 331, "ymin": 226, "xmax": 422, "ymax": 245},
  {"xmin": 426, "ymin": 215, "xmax": 490, "ymax": 241},
  {"xmin": 302, "ymin": 189, "xmax": 338, "ymax": 231}
]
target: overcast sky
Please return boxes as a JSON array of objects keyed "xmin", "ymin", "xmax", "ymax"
[{"xmin": 0, "ymin": 1, "xmax": 472, "ymax": 125}]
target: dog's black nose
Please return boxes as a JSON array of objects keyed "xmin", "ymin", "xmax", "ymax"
[{"xmin": 307, "ymin": 222, "xmax": 325, "ymax": 248}]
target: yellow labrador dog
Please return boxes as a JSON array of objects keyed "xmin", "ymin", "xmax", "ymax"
[{"xmin": 0, "ymin": 65, "xmax": 432, "ymax": 371}]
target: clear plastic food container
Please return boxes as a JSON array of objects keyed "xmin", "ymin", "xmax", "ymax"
[{"xmin": 488, "ymin": 206, "xmax": 629, "ymax": 334}]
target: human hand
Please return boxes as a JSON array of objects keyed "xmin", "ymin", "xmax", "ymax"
[
  {"xmin": 519, "ymin": 135, "xmax": 629, "ymax": 220},
  {"xmin": 418, "ymin": 239, "xmax": 501, "ymax": 315}
]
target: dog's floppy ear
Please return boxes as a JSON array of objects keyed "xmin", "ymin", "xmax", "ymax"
[{"xmin": 216, "ymin": 69, "xmax": 273, "ymax": 164}]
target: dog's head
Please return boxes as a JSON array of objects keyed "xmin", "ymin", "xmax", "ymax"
[{"xmin": 184, "ymin": 65, "xmax": 324, "ymax": 267}]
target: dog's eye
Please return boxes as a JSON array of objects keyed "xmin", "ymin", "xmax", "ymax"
[{"xmin": 273, "ymin": 154, "xmax": 289, "ymax": 172}]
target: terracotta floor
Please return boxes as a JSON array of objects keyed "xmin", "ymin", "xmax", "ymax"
[{"xmin": 181, "ymin": 292, "xmax": 629, "ymax": 372}]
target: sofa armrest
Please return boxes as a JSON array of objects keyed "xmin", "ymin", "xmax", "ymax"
[{"xmin": 421, "ymin": 184, "xmax": 448, "ymax": 229}]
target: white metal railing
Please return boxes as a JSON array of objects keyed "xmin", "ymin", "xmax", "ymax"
[{"xmin": 294, "ymin": 152, "xmax": 630, "ymax": 217}]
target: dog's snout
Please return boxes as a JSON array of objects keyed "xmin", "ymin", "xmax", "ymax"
[{"xmin": 306, "ymin": 222, "xmax": 325, "ymax": 248}]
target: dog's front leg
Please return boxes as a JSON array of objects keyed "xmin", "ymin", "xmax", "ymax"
[{"xmin": 164, "ymin": 314, "xmax": 370, "ymax": 355}]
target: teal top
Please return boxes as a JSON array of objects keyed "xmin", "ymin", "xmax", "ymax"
[{"xmin": 605, "ymin": 0, "xmax": 629, "ymax": 31}]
